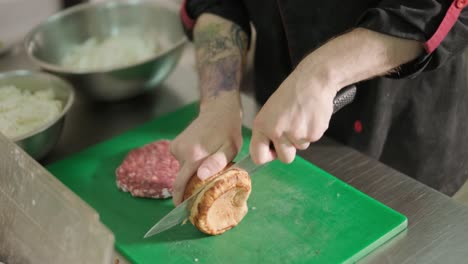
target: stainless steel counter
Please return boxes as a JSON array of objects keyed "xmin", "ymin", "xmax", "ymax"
[{"xmin": 1, "ymin": 44, "xmax": 468, "ymax": 263}]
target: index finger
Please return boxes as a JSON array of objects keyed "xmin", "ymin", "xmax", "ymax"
[{"xmin": 250, "ymin": 130, "xmax": 276, "ymax": 165}]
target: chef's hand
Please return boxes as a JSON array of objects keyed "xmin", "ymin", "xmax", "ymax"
[
  {"xmin": 250, "ymin": 28, "xmax": 423, "ymax": 165},
  {"xmin": 170, "ymin": 96, "xmax": 243, "ymax": 205},
  {"xmin": 250, "ymin": 60, "xmax": 337, "ymax": 165}
]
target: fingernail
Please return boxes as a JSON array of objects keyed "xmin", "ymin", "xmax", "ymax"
[{"xmin": 198, "ymin": 167, "xmax": 211, "ymax": 180}]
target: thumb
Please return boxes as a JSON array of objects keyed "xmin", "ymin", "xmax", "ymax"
[
  {"xmin": 197, "ymin": 145, "xmax": 237, "ymax": 180},
  {"xmin": 173, "ymin": 163, "xmax": 198, "ymax": 206}
]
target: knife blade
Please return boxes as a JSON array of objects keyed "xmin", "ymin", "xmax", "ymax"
[
  {"xmin": 232, "ymin": 154, "xmax": 267, "ymax": 174},
  {"xmin": 143, "ymin": 190, "xmax": 197, "ymax": 238},
  {"xmin": 143, "ymin": 85, "xmax": 357, "ymax": 238}
]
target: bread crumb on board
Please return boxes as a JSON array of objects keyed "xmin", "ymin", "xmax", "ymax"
[
  {"xmin": 182, "ymin": 218, "xmax": 188, "ymax": 225},
  {"xmin": 251, "ymin": 206, "xmax": 256, "ymax": 210},
  {"xmin": 194, "ymin": 258, "xmax": 199, "ymax": 262}
]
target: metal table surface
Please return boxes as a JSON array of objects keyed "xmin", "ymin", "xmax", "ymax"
[{"xmin": 1, "ymin": 44, "xmax": 468, "ymax": 264}]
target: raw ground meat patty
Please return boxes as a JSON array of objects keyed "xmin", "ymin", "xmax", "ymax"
[{"xmin": 116, "ymin": 140, "xmax": 180, "ymax": 199}]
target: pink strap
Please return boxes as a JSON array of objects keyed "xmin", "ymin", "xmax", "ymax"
[
  {"xmin": 424, "ymin": 0, "xmax": 467, "ymax": 53},
  {"xmin": 180, "ymin": 0, "xmax": 195, "ymax": 31}
]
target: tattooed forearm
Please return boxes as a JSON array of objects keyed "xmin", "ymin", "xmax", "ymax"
[{"xmin": 193, "ymin": 14, "xmax": 248, "ymax": 99}]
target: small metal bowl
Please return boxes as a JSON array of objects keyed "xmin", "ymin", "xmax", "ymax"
[
  {"xmin": 0, "ymin": 40, "xmax": 13, "ymax": 57},
  {"xmin": 24, "ymin": 0, "xmax": 187, "ymax": 101},
  {"xmin": 0, "ymin": 70, "xmax": 75, "ymax": 160}
]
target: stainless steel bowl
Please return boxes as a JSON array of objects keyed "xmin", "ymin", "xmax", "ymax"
[
  {"xmin": 0, "ymin": 40, "xmax": 13, "ymax": 57},
  {"xmin": 0, "ymin": 70, "xmax": 75, "ymax": 160},
  {"xmin": 24, "ymin": 0, "xmax": 187, "ymax": 101}
]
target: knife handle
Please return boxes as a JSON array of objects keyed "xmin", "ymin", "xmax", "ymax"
[{"xmin": 333, "ymin": 85, "xmax": 357, "ymax": 114}]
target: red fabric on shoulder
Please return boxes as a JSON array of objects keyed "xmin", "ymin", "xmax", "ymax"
[
  {"xmin": 180, "ymin": 0, "xmax": 195, "ymax": 31},
  {"xmin": 424, "ymin": 0, "xmax": 467, "ymax": 53}
]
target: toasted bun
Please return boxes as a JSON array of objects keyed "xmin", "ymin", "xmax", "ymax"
[{"xmin": 183, "ymin": 164, "xmax": 251, "ymax": 235}]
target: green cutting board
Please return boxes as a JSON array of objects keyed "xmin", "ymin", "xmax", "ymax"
[{"xmin": 47, "ymin": 103, "xmax": 407, "ymax": 264}]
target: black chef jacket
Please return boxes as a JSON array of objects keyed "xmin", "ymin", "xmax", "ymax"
[{"xmin": 181, "ymin": 0, "xmax": 468, "ymax": 195}]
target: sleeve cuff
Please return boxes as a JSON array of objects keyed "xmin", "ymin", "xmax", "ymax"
[
  {"xmin": 386, "ymin": 53, "xmax": 433, "ymax": 79},
  {"xmin": 357, "ymin": 7, "xmax": 429, "ymax": 44}
]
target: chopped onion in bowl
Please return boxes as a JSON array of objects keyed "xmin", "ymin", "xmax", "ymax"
[
  {"xmin": 0, "ymin": 85, "xmax": 62, "ymax": 139},
  {"xmin": 61, "ymin": 30, "xmax": 161, "ymax": 71}
]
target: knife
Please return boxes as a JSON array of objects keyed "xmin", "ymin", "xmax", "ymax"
[{"xmin": 143, "ymin": 85, "xmax": 357, "ymax": 238}]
